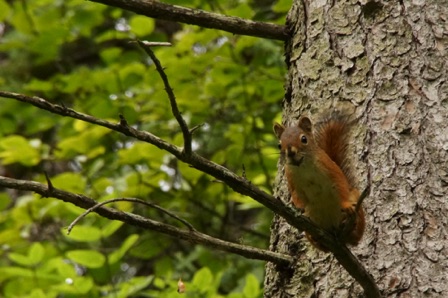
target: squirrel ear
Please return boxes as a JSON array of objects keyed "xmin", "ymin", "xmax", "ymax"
[
  {"xmin": 273, "ymin": 123, "xmax": 285, "ymax": 139},
  {"xmin": 298, "ymin": 117, "xmax": 313, "ymax": 133}
]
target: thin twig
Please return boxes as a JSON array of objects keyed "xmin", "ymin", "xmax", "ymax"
[
  {"xmin": 133, "ymin": 41, "xmax": 172, "ymax": 47},
  {"xmin": 89, "ymin": 0, "xmax": 288, "ymax": 41},
  {"xmin": 0, "ymin": 175, "xmax": 292, "ymax": 265},
  {"xmin": 43, "ymin": 171, "xmax": 54, "ymax": 194},
  {"xmin": 356, "ymin": 186, "xmax": 370, "ymax": 214},
  {"xmin": 137, "ymin": 41, "xmax": 193, "ymax": 156},
  {"xmin": 67, "ymin": 197, "xmax": 196, "ymax": 234},
  {"xmin": 189, "ymin": 123, "xmax": 204, "ymax": 135},
  {"xmin": 118, "ymin": 114, "xmax": 128, "ymax": 126},
  {"xmin": 339, "ymin": 185, "xmax": 370, "ymax": 240}
]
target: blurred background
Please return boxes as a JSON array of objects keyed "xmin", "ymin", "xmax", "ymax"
[{"xmin": 0, "ymin": 0, "xmax": 289, "ymax": 296}]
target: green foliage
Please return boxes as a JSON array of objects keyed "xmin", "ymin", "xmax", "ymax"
[
  {"xmin": 0, "ymin": 0, "xmax": 286, "ymax": 296},
  {"xmin": 66, "ymin": 250, "xmax": 106, "ymax": 268},
  {"xmin": 0, "ymin": 135, "xmax": 42, "ymax": 166}
]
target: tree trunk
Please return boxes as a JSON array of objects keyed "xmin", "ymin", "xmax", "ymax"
[{"xmin": 265, "ymin": 0, "xmax": 448, "ymax": 296}]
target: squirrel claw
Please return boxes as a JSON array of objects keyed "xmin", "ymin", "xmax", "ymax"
[{"xmin": 338, "ymin": 206, "xmax": 357, "ymax": 240}]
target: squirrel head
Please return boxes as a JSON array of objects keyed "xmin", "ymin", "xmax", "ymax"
[{"xmin": 274, "ymin": 116, "xmax": 317, "ymax": 166}]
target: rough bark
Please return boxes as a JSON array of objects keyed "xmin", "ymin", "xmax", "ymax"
[{"xmin": 266, "ymin": 0, "xmax": 448, "ymax": 297}]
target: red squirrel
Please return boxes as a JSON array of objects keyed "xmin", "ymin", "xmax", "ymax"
[{"xmin": 274, "ymin": 113, "xmax": 365, "ymax": 251}]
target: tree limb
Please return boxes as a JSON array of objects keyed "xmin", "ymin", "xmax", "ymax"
[
  {"xmin": 89, "ymin": 0, "xmax": 289, "ymax": 41},
  {"xmin": 0, "ymin": 175, "xmax": 292, "ymax": 265},
  {"xmin": 0, "ymin": 90, "xmax": 381, "ymax": 297}
]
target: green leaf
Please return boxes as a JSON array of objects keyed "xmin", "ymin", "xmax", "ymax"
[
  {"xmin": 0, "ymin": 192, "xmax": 11, "ymax": 210},
  {"xmin": 72, "ymin": 277, "xmax": 95, "ymax": 294},
  {"xmin": 0, "ymin": 0, "xmax": 11, "ymax": 22},
  {"xmin": 8, "ymin": 252, "xmax": 34, "ymax": 267},
  {"xmin": 109, "ymin": 234, "xmax": 139, "ymax": 263},
  {"xmin": 152, "ymin": 277, "xmax": 166, "ymax": 289},
  {"xmin": 51, "ymin": 172, "xmax": 86, "ymax": 193},
  {"xmin": 100, "ymin": 220, "xmax": 124, "ymax": 238},
  {"xmin": 8, "ymin": 242, "xmax": 44, "ymax": 267},
  {"xmin": 130, "ymin": 235, "xmax": 171, "ymax": 260},
  {"xmin": 243, "ymin": 274, "xmax": 260, "ymax": 298},
  {"xmin": 30, "ymin": 27, "xmax": 69, "ymax": 63},
  {"xmin": 118, "ymin": 142, "xmax": 164, "ymax": 167},
  {"xmin": 26, "ymin": 78, "xmax": 55, "ymax": 92},
  {"xmin": 192, "ymin": 267, "xmax": 213, "ymax": 293},
  {"xmin": 0, "ymin": 135, "xmax": 40, "ymax": 166},
  {"xmin": 26, "ymin": 289, "xmax": 47, "ymax": 298},
  {"xmin": 273, "ymin": 0, "xmax": 292, "ymax": 13},
  {"xmin": 64, "ymin": 225, "xmax": 102, "ymax": 242},
  {"xmin": 52, "ymin": 276, "xmax": 94, "ymax": 294},
  {"xmin": 66, "ymin": 250, "xmax": 105, "ymax": 268},
  {"xmin": 45, "ymin": 257, "xmax": 76, "ymax": 278},
  {"xmin": 0, "ymin": 266, "xmax": 34, "ymax": 278},
  {"xmin": 100, "ymin": 47, "xmax": 123, "ymax": 63},
  {"xmin": 70, "ymin": 5, "xmax": 106, "ymax": 36},
  {"xmin": 56, "ymin": 125, "xmax": 109, "ymax": 159},
  {"xmin": 227, "ymin": 3, "xmax": 253, "ymax": 18},
  {"xmin": 28, "ymin": 242, "xmax": 45, "ymax": 265},
  {"xmin": 129, "ymin": 15, "xmax": 155, "ymax": 36},
  {"xmin": 0, "ymin": 227, "xmax": 26, "ymax": 247},
  {"xmin": 117, "ymin": 276, "xmax": 154, "ymax": 297},
  {"xmin": 10, "ymin": 2, "xmax": 33, "ymax": 34}
]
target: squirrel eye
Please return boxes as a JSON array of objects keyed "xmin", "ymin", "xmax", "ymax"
[
  {"xmin": 300, "ymin": 135, "xmax": 307, "ymax": 144},
  {"xmin": 277, "ymin": 143, "xmax": 282, "ymax": 150}
]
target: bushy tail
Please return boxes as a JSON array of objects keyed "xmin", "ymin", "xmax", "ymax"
[{"xmin": 315, "ymin": 112, "xmax": 356, "ymax": 188}]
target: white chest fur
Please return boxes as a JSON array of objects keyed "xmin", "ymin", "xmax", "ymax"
[{"xmin": 287, "ymin": 158, "xmax": 342, "ymax": 229}]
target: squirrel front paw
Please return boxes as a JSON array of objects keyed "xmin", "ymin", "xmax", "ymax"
[{"xmin": 338, "ymin": 205, "xmax": 358, "ymax": 240}]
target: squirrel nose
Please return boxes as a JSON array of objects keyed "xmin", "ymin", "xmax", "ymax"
[{"xmin": 286, "ymin": 145, "xmax": 296, "ymax": 157}]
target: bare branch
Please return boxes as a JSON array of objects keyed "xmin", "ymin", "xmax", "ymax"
[
  {"xmin": 137, "ymin": 41, "xmax": 192, "ymax": 155},
  {"xmin": 67, "ymin": 197, "xmax": 196, "ymax": 234},
  {"xmin": 89, "ymin": 0, "xmax": 288, "ymax": 41},
  {"xmin": 0, "ymin": 175, "xmax": 292, "ymax": 265},
  {"xmin": 0, "ymin": 91, "xmax": 381, "ymax": 297}
]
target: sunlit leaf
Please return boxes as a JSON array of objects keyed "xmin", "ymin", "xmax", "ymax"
[
  {"xmin": 100, "ymin": 47, "xmax": 123, "ymax": 64},
  {"xmin": 0, "ymin": 135, "xmax": 40, "ymax": 166},
  {"xmin": 243, "ymin": 274, "xmax": 260, "ymax": 298},
  {"xmin": 52, "ymin": 276, "xmax": 94, "ymax": 294},
  {"xmin": 8, "ymin": 253, "xmax": 34, "ymax": 267},
  {"xmin": 27, "ymin": 242, "xmax": 45, "ymax": 265},
  {"xmin": 273, "ymin": 0, "xmax": 292, "ymax": 13},
  {"xmin": 64, "ymin": 225, "xmax": 102, "ymax": 242},
  {"xmin": 129, "ymin": 15, "xmax": 155, "ymax": 36},
  {"xmin": 192, "ymin": 267, "xmax": 213, "ymax": 292},
  {"xmin": 66, "ymin": 250, "xmax": 105, "ymax": 268},
  {"xmin": 51, "ymin": 172, "xmax": 86, "ymax": 193}
]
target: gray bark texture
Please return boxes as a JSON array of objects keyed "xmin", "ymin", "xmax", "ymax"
[{"xmin": 265, "ymin": 0, "xmax": 448, "ymax": 297}]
